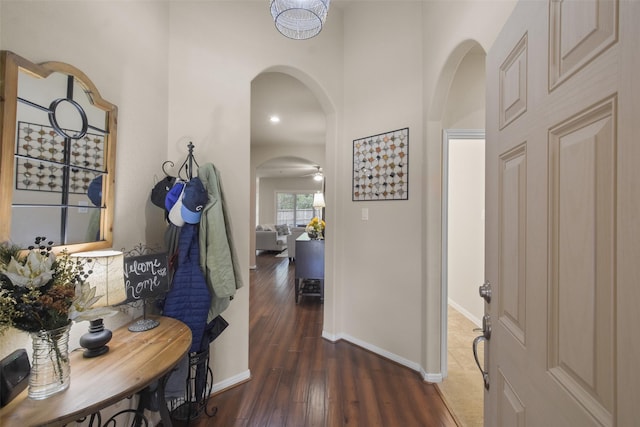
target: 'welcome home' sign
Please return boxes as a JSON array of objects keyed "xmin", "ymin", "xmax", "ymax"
[{"xmin": 123, "ymin": 253, "xmax": 169, "ymax": 302}]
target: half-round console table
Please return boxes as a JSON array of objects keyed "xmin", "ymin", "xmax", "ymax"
[{"xmin": 0, "ymin": 316, "xmax": 192, "ymax": 427}]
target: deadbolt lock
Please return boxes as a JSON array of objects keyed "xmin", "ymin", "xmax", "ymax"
[{"xmin": 479, "ymin": 281, "xmax": 492, "ymax": 303}]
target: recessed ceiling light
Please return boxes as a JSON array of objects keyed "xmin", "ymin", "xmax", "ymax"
[{"xmin": 270, "ymin": 115, "xmax": 280, "ymax": 123}]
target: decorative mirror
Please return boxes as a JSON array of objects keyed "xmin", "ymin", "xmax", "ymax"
[{"xmin": 0, "ymin": 51, "xmax": 117, "ymax": 251}]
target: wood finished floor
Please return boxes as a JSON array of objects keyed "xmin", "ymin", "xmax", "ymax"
[{"xmin": 195, "ymin": 253, "xmax": 458, "ymax": 427}]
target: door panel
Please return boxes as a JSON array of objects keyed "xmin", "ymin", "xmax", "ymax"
[
  {"xmin": 499, "ymin": 144, "xmax": 527, "ymax": 345},
  {"xmin": 499, "ymin": 34, "xmax": 528, "ymax": 128},
  {"xmin": 485, "ymin": 0, "xmax": 638, "ymax": 425},
  {"xmin": 498, "ymin": 370, "xmax": 525, "ymax": 427},
  {"xmin": 548, "ymin": 98, "xmax": 615, "ymax": 426},
  {"xmin": 549, "ymin": 0, "xmax": 618, "ymax": 90}
]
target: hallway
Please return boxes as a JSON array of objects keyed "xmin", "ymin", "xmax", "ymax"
[{"xmin": 201, "ymin": 253, "xmax": 458, "ymax": 426}]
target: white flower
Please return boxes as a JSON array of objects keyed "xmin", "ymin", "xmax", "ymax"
[{"xmin": 3, "ymin": 251, "xmax": 55, "ymax": 288}]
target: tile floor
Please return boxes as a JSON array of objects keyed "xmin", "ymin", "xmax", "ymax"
[{"xmin": 436, "ymin": 306, "xmax": 484, "ymax": 427}]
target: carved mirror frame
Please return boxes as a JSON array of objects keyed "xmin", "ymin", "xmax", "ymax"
[{"xmin": 0, "ymin": 51, "xmax": 117, "ymax": 252}]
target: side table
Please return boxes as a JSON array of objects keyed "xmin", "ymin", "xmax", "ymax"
[{"xmin": 0, "ymin": 316, "xmax": 191, "ymax": 427}]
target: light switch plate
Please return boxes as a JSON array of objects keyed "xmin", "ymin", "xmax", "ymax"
[{"xmin": 361, "ymin": 208, "xmax": 369, "ymax": 220}]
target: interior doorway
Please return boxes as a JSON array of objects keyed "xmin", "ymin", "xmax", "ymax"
[
  {"xmin": 249, "ymin": 71, "xmax": 326, "ymax": 269},
  {"xmin": 443, "ymin": 130, "xmax": 485, "ymax": 327},
  {"xmin": 439, "ymin": 129, "xmax": 485, "ymax": 426}
]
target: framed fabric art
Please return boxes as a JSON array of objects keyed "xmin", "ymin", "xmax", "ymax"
[{"xmin": 352, "ymin": 127, "xmax": 409, "ymax": 201}]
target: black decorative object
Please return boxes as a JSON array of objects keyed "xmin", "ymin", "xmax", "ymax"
[
  {"xmin": 79, "ymin": 319, "xmax": 112, "ymax": 358},
  {"xmin": 71, "ymin": 250, "xmax": 127, "ymax": 358},
  {"xmin": 0, "ymin": 349, "xmax": 30, "ymax": 407}
]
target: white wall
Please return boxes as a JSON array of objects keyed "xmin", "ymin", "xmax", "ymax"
[
  {"xmin": 0, "ymin": 0, "xmax": 170, "ymax": 366},
  {"xmin": 0, "ymin": 0, "xmax": 518, "ymax": 396},
  {"xmin": 447, "ymin": 138, "xmax": 485, "ymax": 325},
  {"xmin": 442, "ymin": 49, "xmax": 487, "ymax": 130},
  {"xmin": 166, "ymin": 1, "xmax": 343, "ymax": 387},
  {"xmin": 338, "ymin": 2, "xmax": 425, "ymax": 366},
  {"xmin": 441, "ymin": 48, "xmax": 487, "ymax": 326}
]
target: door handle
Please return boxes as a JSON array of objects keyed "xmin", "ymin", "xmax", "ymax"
[
  {"xmin": 472, "ymin": 314, "xmax": 492, "ymax": 339},
  {"xmin": 473, "ymin": 335, "xmax": 490, "ymax": 390},
  {"xmin": 479, "ymin": 281, "xmax": 492, "ymax": 303}
]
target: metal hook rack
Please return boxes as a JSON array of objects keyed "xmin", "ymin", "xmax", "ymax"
[
  {"xmin": 178, "ymin": 142, "xmax": 199, "ymax": 180},
  {"xmin": 161, "ymin": 142, "xmax": 199, "ymax": 181}
]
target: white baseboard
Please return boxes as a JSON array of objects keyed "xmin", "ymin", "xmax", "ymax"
[
  {"xmin": 322, "ymin": 330, "xmax": 442, "ymax": 383},
  {"xmin": 448, "ymin": 298, "xmax": 482, "ymax": 327},
  {"xmin": 211, "ymin": 369, "xmax": 251, "ymax": 394}
]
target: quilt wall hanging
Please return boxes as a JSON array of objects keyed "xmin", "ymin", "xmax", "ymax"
[{"xmin": 352, "ymin": 127, "xmax": 409, "ymax": 201}]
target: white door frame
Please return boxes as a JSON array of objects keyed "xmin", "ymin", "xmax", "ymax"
[{"xmin": 440, "ymin": 128, "xmax": 485, "ymax": 377}]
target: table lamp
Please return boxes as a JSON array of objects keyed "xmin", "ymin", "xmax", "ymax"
[
  {"xmin": 313, "ymin": 191, "xmax": 325, "ymax": 220},
  {"xmin": 71, "ymin": 250, "xmax": 126, "ymax": 358}
]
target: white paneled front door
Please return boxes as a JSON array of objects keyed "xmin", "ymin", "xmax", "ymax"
[{"xmin": 484, "ymin": 0, "xmax": 640, "ymax": 425}]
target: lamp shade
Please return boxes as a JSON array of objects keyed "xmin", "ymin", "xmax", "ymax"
[
  {"xmin": 71, "ymin": 250, "xmax": 126, "ymax": 307},
  {"xmin": 313, "ymin": 192, "xmax": 326, "ymax": 209},
  {"xmin": 270, "ymin": 0, "xmax": 331, "ymax": 40}
]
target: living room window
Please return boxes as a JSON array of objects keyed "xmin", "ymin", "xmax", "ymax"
[{"xmin": 276, "ymin": 192, "xmax": 314, "ymax": 226}]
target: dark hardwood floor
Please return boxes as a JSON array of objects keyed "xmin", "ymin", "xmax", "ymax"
[{"xmin": 197, "ymin": 253, "xmax": 457, "ymax": 426}]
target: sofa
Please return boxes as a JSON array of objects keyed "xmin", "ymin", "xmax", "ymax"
[
  {"xmin": 256, "ymin": 224, "xmax": 289, "ymax": 252},
  {"xmin": 286, "ymin": 227, "xmax": 307, "ymax": 261}
]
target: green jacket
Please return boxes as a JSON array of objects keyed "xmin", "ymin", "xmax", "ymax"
[{"xmin": 198, "ymin": 163, "xmax": 243, "ymax": 323}]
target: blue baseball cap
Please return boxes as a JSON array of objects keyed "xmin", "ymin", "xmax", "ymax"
[
  {"xmin": 181, "ymin": 177, "xmax": 208, "ymax": 224},
  {"xmin": 87, "ymin": 175, "xmax": 102, "ymax": 207},
  {"xmin": 165, "ymin": 182, "xmax": 186, "ymax": 227},
  {"xmin": 164, "ymin": 182, "xmax": 185, "ymax": 212}
]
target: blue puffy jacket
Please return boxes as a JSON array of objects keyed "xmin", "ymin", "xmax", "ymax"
[{"xmin": 162, "ymin": 223, "xmax": 211, "ymax": 353}]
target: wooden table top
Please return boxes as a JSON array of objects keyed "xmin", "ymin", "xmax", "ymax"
[{"xmin": 0, "ymin": 316, "xmax": 192, "ymax": 427}]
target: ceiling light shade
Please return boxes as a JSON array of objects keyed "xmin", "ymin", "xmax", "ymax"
[
  {"xmin": 270, "ymin": 0, "xmax": 331, "ymax": 40},
  {"xmin": 313, "ymin": 172, "xmax": 323, "ymax": 181}
]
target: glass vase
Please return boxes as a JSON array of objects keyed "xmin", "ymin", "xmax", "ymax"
[{"xmin": 29, "ymin": 323, "xmax": 71, "ymax": 400}]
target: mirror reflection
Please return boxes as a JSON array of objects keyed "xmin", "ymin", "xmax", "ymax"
[{"xmin": 0, "ymin": 51, "xmax": 117, "ymax": 251}]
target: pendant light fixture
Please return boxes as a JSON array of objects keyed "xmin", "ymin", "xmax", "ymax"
[{"xmin": 270, "ymin": 0, "xmax": 331, "ymax": 40}]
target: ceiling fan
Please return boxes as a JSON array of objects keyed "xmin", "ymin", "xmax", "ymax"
[{"xmin": 303, "ymin": 166, "xmax": 324, "ymax": 181}]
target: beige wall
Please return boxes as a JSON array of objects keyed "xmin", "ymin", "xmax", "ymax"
[
  {"xmin": 338, "ymin": 2, "xmax": 425, "ymax": 367},
  {"xmin": 442, "ymin": 50, "xmax": 487, "ymax": 130},
  {"xmin": 0, "ymin": 0, "xmax": 518, "ymax": 396},
  {"xmin": 442, "ymin": 49, "xmax": 487, "ymax": 327},
  {"xmin": 0, "ymin": 0, "xmax": 171, "ymax": 380},
  {"xmin": 447, "ymin": 138, "xmax": 485, "ymax": 325}
]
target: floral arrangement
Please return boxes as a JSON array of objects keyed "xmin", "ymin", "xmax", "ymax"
[
  {"xmin": 0, "ymin": 237, "xmax": 116, "ymax": 334},
  {"xmin": 305, "ymin": 217, "xmax": 326, "ymax": 239}
]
